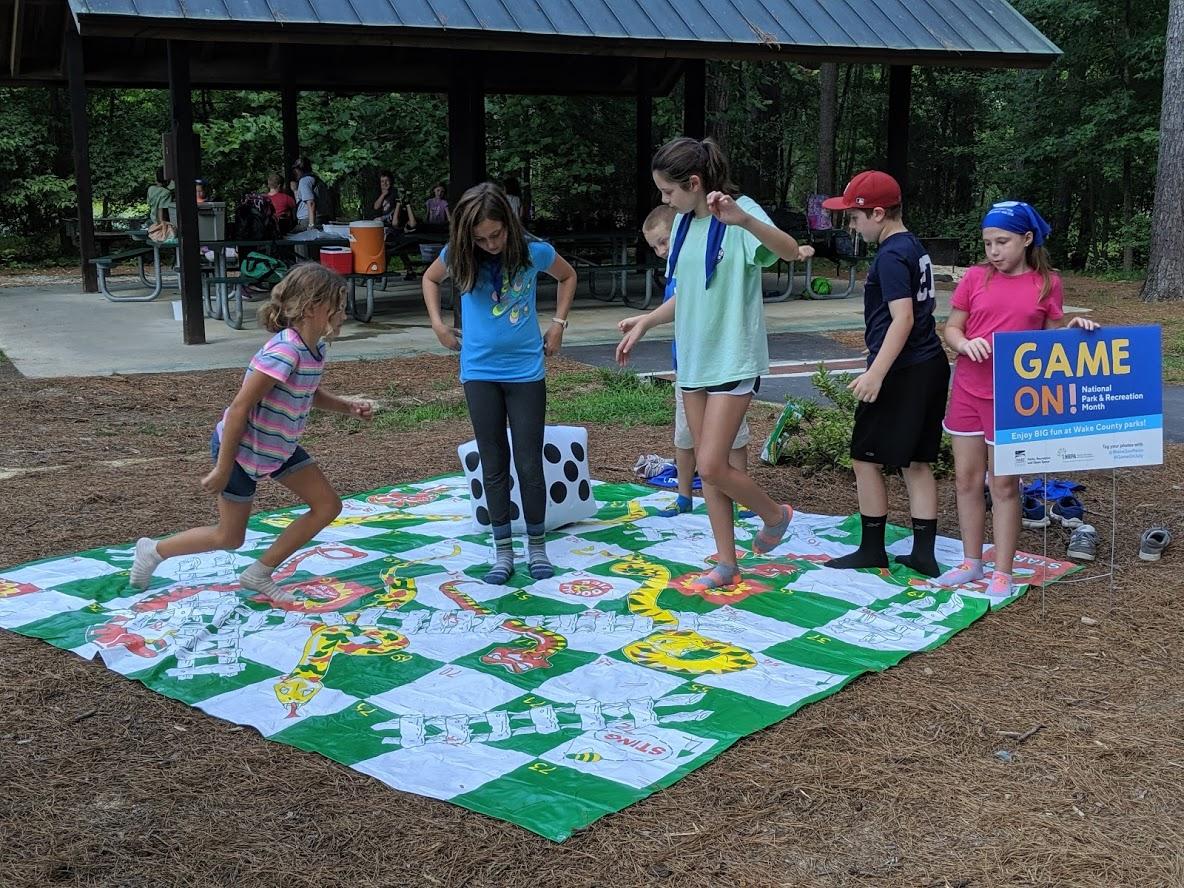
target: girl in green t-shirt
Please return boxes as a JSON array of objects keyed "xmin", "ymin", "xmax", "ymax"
[{"xmin": 617, "ymin": 137, "xmax": 814, "ymax": 591}]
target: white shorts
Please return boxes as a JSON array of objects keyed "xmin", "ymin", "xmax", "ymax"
[{"xmin": 674, "ymin": 383, "xmax": 751, "ymax": 451}]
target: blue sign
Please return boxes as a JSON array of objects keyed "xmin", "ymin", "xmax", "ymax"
[{"xmin": 992, "ymin": 325, "xmax": 1163, "ymax": 473}]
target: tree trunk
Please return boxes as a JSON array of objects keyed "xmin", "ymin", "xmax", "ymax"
[
  {"xmin": 817, "ymin": 63, "xmax": 838, "ymax": 196},
  {"xmin": 1142, "ymin": 0, "xmax": 1184, "ymax": 301}
]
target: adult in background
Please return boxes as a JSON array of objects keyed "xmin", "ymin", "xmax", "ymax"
[{"xmin": 292, "ymin": 157, "xmax": 318, "ymax": 231}]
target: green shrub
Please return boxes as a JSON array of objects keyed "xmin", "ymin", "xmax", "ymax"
[{"xmin": 769, "ymin": 367, "xmax": 953, "ymax": 478}]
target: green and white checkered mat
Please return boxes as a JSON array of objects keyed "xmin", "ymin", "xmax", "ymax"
[{"xmin": 0, "ymin": 476, "xmax": 1075, "ymax": 841}]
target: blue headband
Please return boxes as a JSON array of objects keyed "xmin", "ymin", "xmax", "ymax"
[{"xmin": 981, "ymin": 201, "xmax": 1051, "ymax": 246}]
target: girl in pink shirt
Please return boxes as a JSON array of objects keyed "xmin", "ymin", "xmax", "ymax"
[
  {"xmin": 939, "ymin": 202, "xmax": 1098, "ymax": 596},
  {"xmin": 128, "ymin": 264, "xmax": 374, "ymax": 602}
]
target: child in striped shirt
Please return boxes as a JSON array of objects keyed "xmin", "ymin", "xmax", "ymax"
[{"xmin": 129, "ymin": 263, "xmax": 374, "ymax": 601}]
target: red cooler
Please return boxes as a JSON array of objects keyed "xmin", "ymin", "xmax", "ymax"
[{"xmin": 319, "ymin": 246, "xmax": 352, "ymax": 276}]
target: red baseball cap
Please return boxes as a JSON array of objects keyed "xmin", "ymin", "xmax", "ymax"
[{"xmin": 821, "ymin": 171, "xmax": 902, "ymax": 211}]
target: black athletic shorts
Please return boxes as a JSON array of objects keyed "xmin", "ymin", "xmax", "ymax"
[{"xmin": 849, "ymin": 352, "xmax": 950, "ymax": 468}]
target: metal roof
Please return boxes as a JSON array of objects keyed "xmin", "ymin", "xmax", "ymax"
[{"xmin": 61, "ymin": 0, "xmax": 1061, "ymax": 67}]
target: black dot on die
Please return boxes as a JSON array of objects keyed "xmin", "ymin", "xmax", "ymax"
[
  {"xmin": 510, "ymin": 501, "xmax": 520, "ymax": 520},
  {"xmin": 550, "ymin": 481, "xmax": 568, "ymax": 503},
  {"xmin": 470, "ymin": 478, "xmax": 483, "ymax": 500},
  {"xmin": 578, "ymin": 480, "xmax": 591, "ymax": 501},
  {"xmin": 464, "ymin": 451, "xmax": 480, "ymax": 472},
  {"xmin": 475, "ymin": 505, "xmax": 491, "ymax": 525},
  {"xmin": 563, "ymin": 460, "xmax": 579, "ymax": 482},
  {"xmin": 571, "ymin": 441, "xmax": 585, "ymax": 462},
  {"xmin": 544, "ymin": 443, "xmax": 562, "ymax": 464},
  {"xmin": 508, "ymin": 474, "xmax": 515, "ymax": 490}
]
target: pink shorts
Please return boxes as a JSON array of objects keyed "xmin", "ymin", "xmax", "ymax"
[{"xmin": 943, "ymin": 386, "xmax": 995, "ymax": 444}]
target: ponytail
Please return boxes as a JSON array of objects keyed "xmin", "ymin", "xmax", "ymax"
[
  {"xmin": 256, "ymin": 262, "xmax": 346, "ymax": 333},
  {"xmin": 257, "ymin": 301, "xmax": 286, "ymax": 332},
  {"xmin": 651, "ymin": 137, "xmax": 739, "ymax": 196}
]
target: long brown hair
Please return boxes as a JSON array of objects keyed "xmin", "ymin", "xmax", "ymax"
[
  {"xmin": 980, "ymin": 243, "xmax": 1057, "ymax": 302},
  {"xmin": 257, "ymin": 262, "xmax": 346, "ymax": 333},
  {"xmin": 446, "ymin": 182, "xmax": 530, "ymax": 294},
  {"xmin": 651, "ymin": 137, "xmax": 739, "ymax": 196}
]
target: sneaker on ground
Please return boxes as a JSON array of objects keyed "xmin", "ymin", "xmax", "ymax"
[
  {"xmin": 1139, "ymin": 525, "xmax": 1172, "ymax": 562},
  {"xmin": 1050, "ymin": 495, "xmax": 1085, "ymax": 528},
  {"xmin": 1021, "ymin": 495, "xmax": 1050, "ymax": 529},
  {"xmin": 1067, "ymin": 524, "xmax": 1098, "ymax": 562}
]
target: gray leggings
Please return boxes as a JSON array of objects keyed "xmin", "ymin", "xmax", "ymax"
[{"xmin": 463, "ymin": 379, "xmax": 547, "ymax": 530}]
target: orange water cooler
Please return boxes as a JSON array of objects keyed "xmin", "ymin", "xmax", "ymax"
[{"xmin": 350, "ymin": 220, "xmax": 386, "ymax": 275}]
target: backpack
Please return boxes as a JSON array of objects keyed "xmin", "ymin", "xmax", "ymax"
[
  {"xmin": 312, "ymin": 176, "xmax": 336, "ymax": 223},
  {"xmin": 239, "ymin": 252, "xmax": 287, "ymax": 287},
  {"xmin": 234, "ymin": 194, "xmax": 279, "ymax": 242}
]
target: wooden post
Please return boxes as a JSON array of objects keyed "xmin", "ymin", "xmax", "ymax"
[
  {"xmin": 168, "ymin": 41, "xmax": 206, "ymax": 345},
  {"xmin": 886, "ymin": 65, "xmax": 912, "ymax": 198},
  {"xmin": 683, "ymin": 59, "xmax": 706, "ymax": 139},
  {"xmin": 65, "ymin": 24, "xmax": 98, "ymax": 293},
  {"xmin": 635, "ymin": 64, "xmax": 655, "ymax": 238},
  {"xmin": 448, "ymin": 59, "xmax": 486, "ymax": 202},
  {"xmin": 281, "ymin": 85, "xmax": 300, "ymax": 175}
]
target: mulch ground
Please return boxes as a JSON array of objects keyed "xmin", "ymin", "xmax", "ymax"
[{"xmin": 1, "ymin": 349, "xmax": 1182, "ymax": 887}]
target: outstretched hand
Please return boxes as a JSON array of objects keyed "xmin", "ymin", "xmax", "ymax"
[
  {"xmin": 348, "ymin": 399, "xmax": 375, "ymax": 421},
  {"xmin": 616, "ymin": 322, "xmax": 647, "ymax": 366}
]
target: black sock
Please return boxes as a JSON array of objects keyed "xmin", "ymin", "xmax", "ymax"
[
  {"xmin": 827, "ymin": 514, "xmax": 889, "ymax": 570},
  {"xmin": 895, "ymin": 517, "xmax": 940, "ymax": 577}
]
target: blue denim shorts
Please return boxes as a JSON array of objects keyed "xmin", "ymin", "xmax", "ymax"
[{"xmin": 210, "ymin": 433, "xmax": 314, "ymax": 502}]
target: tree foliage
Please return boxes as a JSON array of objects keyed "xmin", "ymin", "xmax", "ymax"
[{"xmin": 0, "ymin": 0, "xmax": 1170, "ymax": 271}]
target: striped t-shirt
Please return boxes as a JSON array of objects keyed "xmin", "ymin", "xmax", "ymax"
[{"xmin": 215, "ymin": 328, "xmax": 326, "ymax": 478}]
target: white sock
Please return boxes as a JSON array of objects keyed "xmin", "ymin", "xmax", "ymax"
[{"xmin": 936, "ymin": 558, "xmax": 984, "ymax": 587}]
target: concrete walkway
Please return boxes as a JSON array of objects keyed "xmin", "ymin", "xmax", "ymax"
[{"xmin": 0, "ymin": 270, "xmax": 880, "ymax": 378}]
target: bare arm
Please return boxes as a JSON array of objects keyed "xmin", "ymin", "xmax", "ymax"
[
  {"xmin": 543, "ymin": 254, "xmax": 578, "ymax": 357},
  {"xmin": 313, "ymin": 389, "xmax": 374, "ymax": 419},
  {"xmin": 202, "ymin": 371, "xmax": 277, "ymax": 493},
  {"xmin": 849, "ymin": 298, "xmax": 915, "ymax": 403},
  {"xmin": 422, "ymin": 257, "xmax": 459, "ymax": 351}
]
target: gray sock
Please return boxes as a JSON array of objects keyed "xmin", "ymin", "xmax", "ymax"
[
  {"xmin": 527, "ymin": 528, "xmax": 554, "ymax": 580},
  {"xmin": 485, "ymin": 526, "xmax": 515, "ymax": 585}
]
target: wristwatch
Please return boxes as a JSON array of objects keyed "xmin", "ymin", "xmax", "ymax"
[{"xmin": 551, "ymin": 317, "xmax": 569, "ymax": 329}]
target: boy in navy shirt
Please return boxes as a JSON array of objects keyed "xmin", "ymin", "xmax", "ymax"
[{"xmin": 822, "ymin": 171, "xmax": 949, "ymax": 576}]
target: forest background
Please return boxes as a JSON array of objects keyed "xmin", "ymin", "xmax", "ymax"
[{"xmin": 0, "ymin": 0, "xmax": 1167, "ymax": 275}]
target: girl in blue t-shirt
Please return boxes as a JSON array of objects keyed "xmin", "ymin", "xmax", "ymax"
[{"xmin": 422, "ymin": 182, "xmax": 577, "ymax": 583}]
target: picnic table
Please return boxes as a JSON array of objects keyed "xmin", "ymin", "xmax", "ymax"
[{"xmin": 548, "ymin": 229, "xmax": 658, "ymax": 309}]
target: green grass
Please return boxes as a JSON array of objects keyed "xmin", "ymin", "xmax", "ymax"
[
  {"xmin": 358, "ymin": 367, "xmax": 675, "ymax": 433},
  {"xmin": 547, "ymin": 368, "xmax": 673, "ymax": 427},
  {"xmin": 373, "ymin": 401, "xmax": 469, "ymax": 430}
]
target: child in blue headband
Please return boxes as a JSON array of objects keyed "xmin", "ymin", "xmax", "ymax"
[
  {"xmin": 616, "ymin": 137, "xmax": 813, "ymax": 592},
  {"xmin": 939, "ymin": 201, "xmax": 1098, "ymax": 598}
]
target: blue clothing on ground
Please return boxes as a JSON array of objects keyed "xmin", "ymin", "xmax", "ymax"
[{"xmin": 862, "ymin": 231, "xmax": 942, "ymax": 371}]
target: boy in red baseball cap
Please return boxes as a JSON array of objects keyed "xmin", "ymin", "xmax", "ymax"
[{"xmin": 821, "ymin": 171, "xmax": 949, "ymax": 577}]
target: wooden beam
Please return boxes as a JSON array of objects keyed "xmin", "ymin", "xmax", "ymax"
[
  {"xmin": 886, "ymin": 64, "xmax": 912, "ymax": 198},
  {"xmin": 635, "ymin": 61, "xmax": 655, "ymax": 236},
  {"xmin": 9, "ymin": 0, "xmax": 24, "ymax": 77},
  {"xmin": 447, "ymin": 57, "xmax": 486, "ymax": 202},
  {"xmin": 683, "ymin": 58, "xmax": 705, "ymax": 138},
  {"xmin": 168, "ymin": 40, "xmax": 206, "ymax": 345},
  {"xmin": 281, "ymin": 84, "xmax": 299, "ymax": 173},
  {"xmin": 64, "ymin": 23, "xmax": 97, "ymax": 293}
]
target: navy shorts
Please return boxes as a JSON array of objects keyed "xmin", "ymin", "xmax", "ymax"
[{"xmin": 210, "ymin": 433, "xmax": 314, "ymax": 502}]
